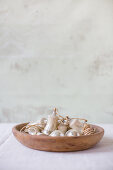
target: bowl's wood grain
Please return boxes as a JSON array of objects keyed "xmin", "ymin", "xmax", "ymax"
[{"xmin": 12, "ymin": 123, "xmax": 104, "ymax": 152}]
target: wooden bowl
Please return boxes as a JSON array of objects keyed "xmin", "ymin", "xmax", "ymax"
[{"xmin": 12, "ymin": 123, "xmax": 104, "ymax": 152}]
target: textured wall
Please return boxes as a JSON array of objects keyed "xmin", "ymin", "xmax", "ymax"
[{"xmin": 0, "ymin": 0, "xmax": 113, "ymax": 123}]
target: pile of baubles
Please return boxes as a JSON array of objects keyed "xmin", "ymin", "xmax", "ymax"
[{"xmin": 20, "ymin": 108, "xmax": 96, "ymax": 137}]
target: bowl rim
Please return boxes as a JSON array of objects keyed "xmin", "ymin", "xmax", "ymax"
[{"xmin": 12, "ymin": 123, "xmax": 104, "ymax": 140}]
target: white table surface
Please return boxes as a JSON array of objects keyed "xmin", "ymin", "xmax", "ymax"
[{"xmin": 0, "ymin": 123, "xmax": 113, "ymax": 170}]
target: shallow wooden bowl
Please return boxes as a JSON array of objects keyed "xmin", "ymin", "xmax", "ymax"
[{"xmin": 12, "ymin": 123, "xmax": 104, "ymax": 152}]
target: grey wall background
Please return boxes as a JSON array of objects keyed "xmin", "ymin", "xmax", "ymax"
[{"xmin": 0, "ymin": 0, "xmax": 113, "ymax": 123}]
